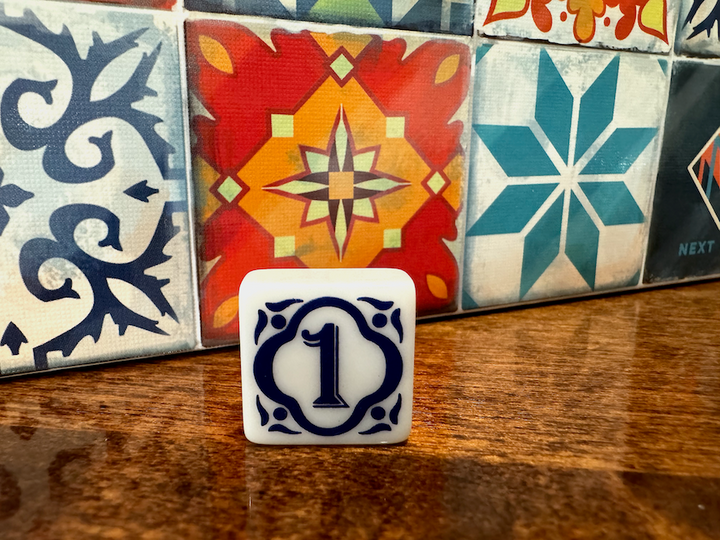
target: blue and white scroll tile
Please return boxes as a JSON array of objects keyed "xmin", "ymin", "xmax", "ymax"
[
  {"xmin": 239, "ymin": 269, "xmax": 415, "ymax": 445},
  {"xmin": 0, "ymin": 0, "xmax": 197, "ymax": 376}
]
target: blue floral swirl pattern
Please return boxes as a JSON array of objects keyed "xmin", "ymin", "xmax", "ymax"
[
  {"xmin": 0, "ymin": 10, "xmax": 174, "ymax": 183},
  {"xmin": 19, "ymin": 202, "xmax": 182, "ymax": 369}
]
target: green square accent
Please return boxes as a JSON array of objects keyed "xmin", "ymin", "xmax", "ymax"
[
  {"xmin": 271, "ymin": 114, "xmax": 294, "ymax": 138},
  {"xmin": 331, "ymin": 54, "xmax": 354, "ymax": 80},
  {"xmin": 427, "ymin": 172, "xmax": 446, "ymax": 194},
  {"xmin": 386, "ymin": 117, "xmax": 405, "ymax": 139},
  {"xmin": 383, "ymin": 229, "xmax": 401, "ymax": 249},
  {"xmin": 217, "ymin": 177, "xmax": 242, "ymax": 202},
  {"xmin": 275, "ymin": 236, "xmax": 295, "ymax": 258}
]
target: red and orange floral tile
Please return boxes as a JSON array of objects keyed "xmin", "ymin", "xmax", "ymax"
[
  {"xmin": 186, "ymin": 18, "xmax": 471, "ymax": 346},
  {"xmin": 476, "ymin": 0, "xmax": 677, "ymax": 53}
]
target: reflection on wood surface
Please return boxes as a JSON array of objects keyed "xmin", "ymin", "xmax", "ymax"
[{"xmin": 0, "ymin": 281, "xmax": 719, "ymax": 538}]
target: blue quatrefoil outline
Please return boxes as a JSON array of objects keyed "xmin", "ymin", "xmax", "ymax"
[{"xmin": 254, "ymin": 297, "xmax": 403, "ymax": 436}]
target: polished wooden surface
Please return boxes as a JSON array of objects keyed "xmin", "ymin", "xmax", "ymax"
[{"xmin": 1, "ymin": 282, "xmax": 720, "ymax": 539}]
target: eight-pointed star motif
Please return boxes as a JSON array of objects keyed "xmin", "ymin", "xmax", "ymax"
[
  {"xmin": 469, "ymin": 49, "xmax": 658, "ymax": 298},
  {"xmin": 264, "ymin": 107, "xmax": 410, "ymax": 260}
]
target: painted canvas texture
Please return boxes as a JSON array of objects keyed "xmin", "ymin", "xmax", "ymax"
[
  {"xmin": 675, "ymin": 0, "xmax": 720, "ymax": 56},
  {"xmin": 645, "ymin": 60, "xmax": 720, "ymax": 282},
  {"xmin": 463, "ymin": 42, "xmax": 667, "ymax": 311},
  {"xmin": 0, "ymin": 0, "xmax": 197, "ymax": 376},
  {"xmin": 476, "ymin": 0, "xmax": 676, "ymax": 53},
  {"xmin": 186, "ymin": 18, "xmax": 471, "ymax": 346},
  {"xmin": 184, "ymin": 0, "xmax": 475, "ymax": 36}
]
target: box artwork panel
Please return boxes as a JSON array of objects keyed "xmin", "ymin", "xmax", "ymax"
[
  {"xmin": 645, "ymin": 60, "xmax": 720, "ymax": 283},
  {"xmin": 65, "ymin": 0, "xmax": 176, "ymax": 8},
  {"xmin": 675, "ymin": 0, "xmax": 720, "ymax": 57},
  {"xmin": 476, "ymin": 0, "xmax": 676, "ymax": 54}
]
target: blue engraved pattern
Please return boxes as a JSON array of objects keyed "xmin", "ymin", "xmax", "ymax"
[
  {"xmin": 254, "ymin": 296, "xmax": 404, "ymax": 437},
  {"xmin": 0, "ymin": 6, "xmax": 189, "ymax": 371}
]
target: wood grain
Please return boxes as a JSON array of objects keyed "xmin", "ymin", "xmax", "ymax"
[{"xmin": 1, "ymin": 282, "xmax": 719, "ymax": 539}]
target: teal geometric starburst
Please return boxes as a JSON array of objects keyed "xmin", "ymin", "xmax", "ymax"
[{"xmin": 468, "ymin": 50, "xmax": 656, "ymax": 298}]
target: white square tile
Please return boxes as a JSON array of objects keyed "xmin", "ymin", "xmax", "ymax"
[
  {"xmin": 463, "ymin": 42, "xmax": 668, "ymax": 310},
  {"xmin": 239, "ymin": 268, "xmax": 415, "ymax": 445}
]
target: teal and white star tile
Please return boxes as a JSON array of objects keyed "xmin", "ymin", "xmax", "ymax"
[{"xmin": 462, "ymin": 42, "xmax": 668, "ymax": 310}]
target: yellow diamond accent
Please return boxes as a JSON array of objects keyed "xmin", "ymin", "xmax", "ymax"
[
  {"xmin": 271, "ymin": 114, "xmax": 294, "ymax": 137},
  {"xmin": 275, "ymin": 236, "xmax": 295, "ymax": 258},
  {"xmin": 331, "ymin": 54, "xmax": 354, "ymax": 80},
  {"xmin": 427, "ymin": 172, "xmax": 447, "ymax": 194},
  {"xmin": 386, "ymin": 117, "xmax": 405, "ymax": 139},
  {"xmin": 383, "ymin": 229, "xmax": 401, "ymax": 249},
  {"xmin": 217, "ymin": 177, "xmax": 242, "ymax": 202}
]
